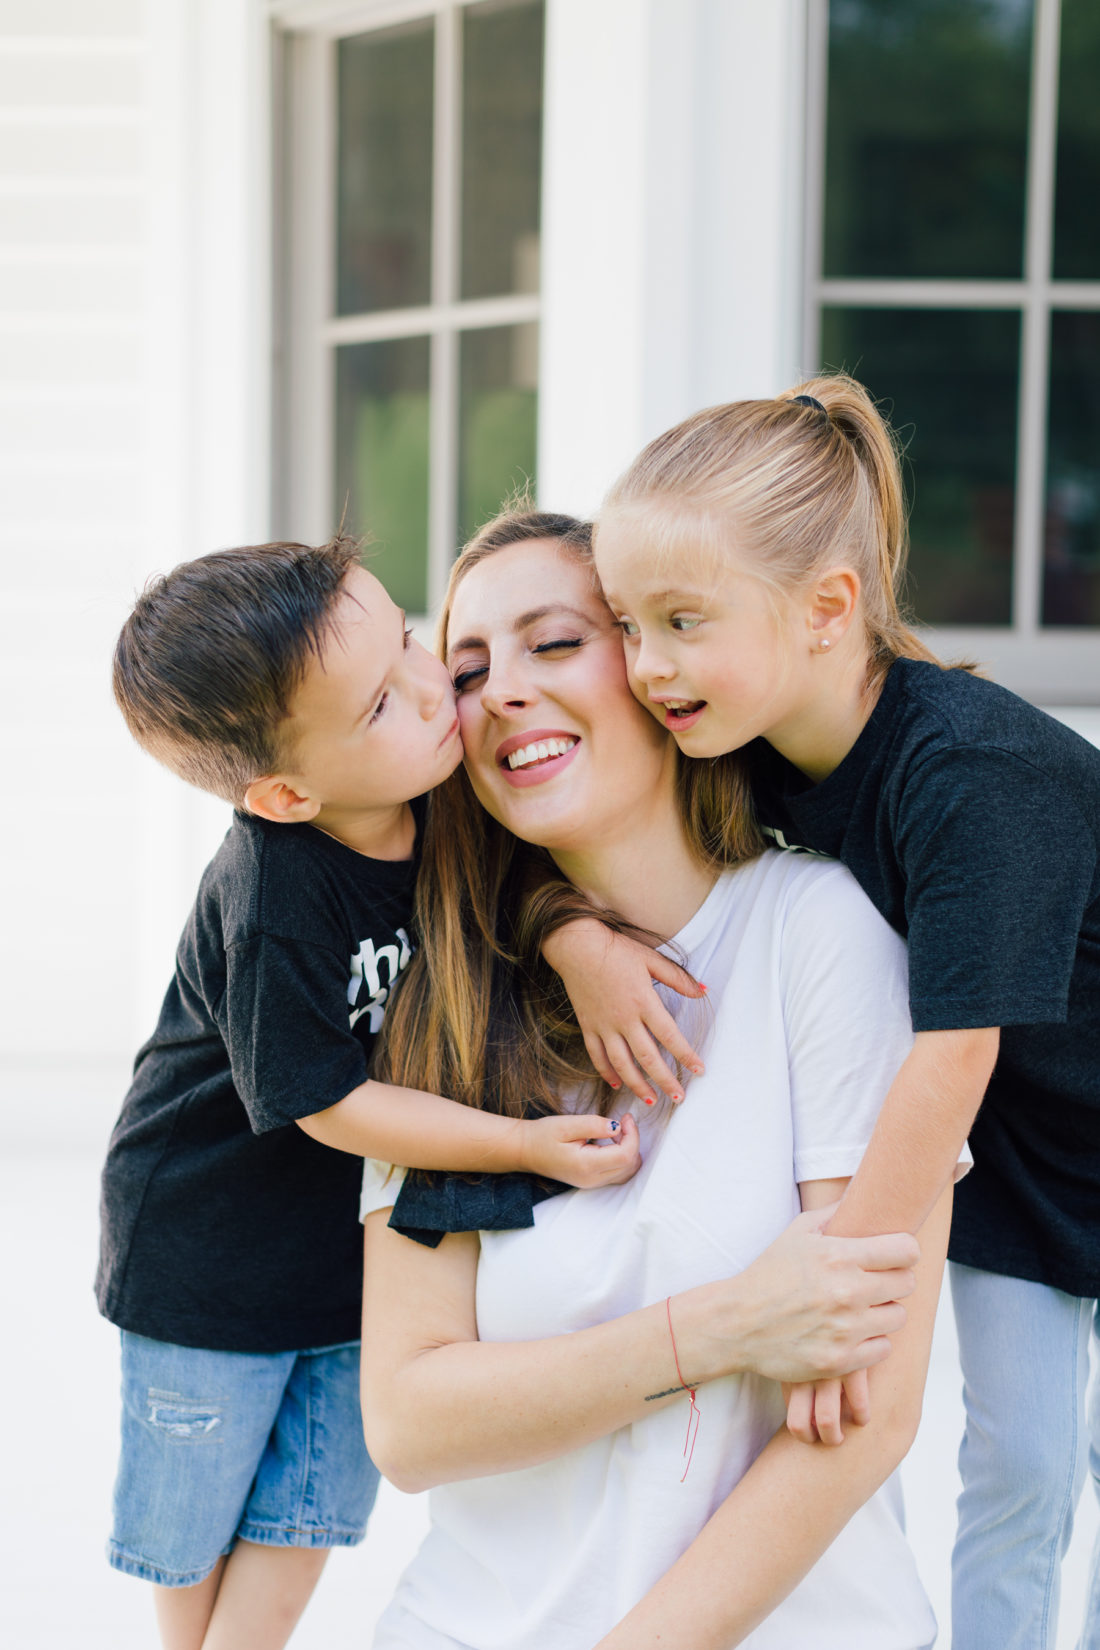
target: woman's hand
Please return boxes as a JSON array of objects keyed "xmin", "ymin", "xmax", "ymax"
[
  {"xmin": 541, "ymin": 918, "xmax": 706, "ymax": 1105},
  {"xmin": 521, "ymin": 1111, "xmax": 643, "ymax": 1188},
  {"xmin": 689, "ymin": 1204, "xmax": 919, "ymax": 1387}
]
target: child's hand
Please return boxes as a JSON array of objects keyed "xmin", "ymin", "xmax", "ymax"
[
  {"xmin": 785, "ymin": 1369, "xmax": 872, "ymax": 1446},
  {"xmin": 521, "ymin": 1112, "xmax": 642, "ymax": 1188},
  {"xmin": 541, "ymin": 918, "xmax": 706, "ymax": 1105}
]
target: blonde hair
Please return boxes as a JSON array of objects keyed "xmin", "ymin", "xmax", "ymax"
[
  {"xmin": 602, "ymin": 372, "xmax": 950, "ymax": 689},
  {"xmin": 374, "ymin": 505, "xmax": 761, "ymax": 1120}
]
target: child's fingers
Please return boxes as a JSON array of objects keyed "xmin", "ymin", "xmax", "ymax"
[
  {"xmin": 599, "ymin": 1034, "xmax": 660, "ymax": 1105},
  {"xmin": 589, "ymin": 1113, "xmax": 642, "ymax": 1184},
  {"xmin": 810, "ymin": 1379, "xmax": 845, "ymax": 1446},
  {"xmin": 640, "ymin": 997, "xmax": 705, "ymax": 1078},
  {"xmin": 607, "ymin": 1031, "xmax": 687, "ymax": 1104},
  {"xmin": 555, "ymin": 1113, "xmax": 621, "ymax": 1142},
  {"xmin": 786, "ymin": 1382, "xmax": 817, "ymax": 1445},
  {"xmin": 840, "ymin": 1368, "xmax": 871, "ymax": 1429},
  {"xmin": 580, "ymin": 1031, "xmax": 622, "ymax": 1092},
  {"xmin": 645, "ymin": 951, "xmax": 707, "ymax": 1001}
]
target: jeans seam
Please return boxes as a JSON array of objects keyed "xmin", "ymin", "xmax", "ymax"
[
  {"xmin": 1038, "ymin": 1293, "xmax": 1089, "ymax": 1650},
  {"xmin": 294, "ymin": 1355, "xmax": 315, "ymax": 1533}
]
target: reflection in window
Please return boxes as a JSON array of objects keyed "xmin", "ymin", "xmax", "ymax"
[
  {"xmin": 334, "ymin": 337, "xmax": 431, "ymax": 612},
  {"xmin": 337, "ymin": 22, "xmax": 434, "ymax": 316},
  {"xmin": 821, "ymin": 306, "xmax": 1019, "ymax": 625},
  {"xmin": 824, "ymin": 0, "xmax": 1033, "ymax": 279},
  {"xmin": 1044, "ymin": 312, "xmax": 1100, "ymax": 626},
  {"xmin": 458, "ymin": 324, "xmax": 538, "ymax": 540},
  {"xmin": 1053, "ymin": 0, "xmax": 1100, "ymax": 279},
  {"xmin": 461, "ymin": 0, "xmax": 544, "ymax": 300}
]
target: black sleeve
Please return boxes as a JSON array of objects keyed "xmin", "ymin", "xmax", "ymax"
[
  {"xmin": 218, "ymin": 935, "xmax": 370, "ymax": 1132},
  {"xmin": 898, "ymin": 746, "xmax": 1095, "ymax": 1032}
]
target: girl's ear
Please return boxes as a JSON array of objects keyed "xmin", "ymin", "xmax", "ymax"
[
  {"xmin": 243, "ymin": 774, "xmax": 321, "ymax": 825},
  {"xmin": 807, "ymin": 566, "xmax": 861, "ymax": 650}
]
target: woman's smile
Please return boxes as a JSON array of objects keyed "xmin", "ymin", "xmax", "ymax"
[
  {"xmin": 496, "ymin": 728, "xmax": 582, "ymax": 787},
  {"xmin": 446, "ymin": 538, "xmax": 675, "ymax": 853}
]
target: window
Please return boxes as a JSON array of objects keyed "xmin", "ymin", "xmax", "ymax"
[
  {"xmin": 804, "ymin": 0, "xmax": 1100, "ymax": 698},
  {"xmin": 277, "ymin": 0, "xmax": 543, "ymax": 615}
]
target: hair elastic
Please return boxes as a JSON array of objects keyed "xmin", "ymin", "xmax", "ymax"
[
  {"xmin": 791, "ymin": 393, "xmax": 829, "ymax": 421},
  {"xmin": 666, "ymin": 1296, "xmax": 700, "ymax": 1481}
]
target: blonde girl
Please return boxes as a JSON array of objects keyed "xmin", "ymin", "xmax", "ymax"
[{"xmin": 572, "ymin": 375, "xmax": 1100, "ymax": 1650}]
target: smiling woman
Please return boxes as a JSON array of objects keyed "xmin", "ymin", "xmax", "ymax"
[{"xmin": 358, "ymin": 508, "xmax": 954, "ymax": 1650}]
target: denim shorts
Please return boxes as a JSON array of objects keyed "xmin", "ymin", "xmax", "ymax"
[{"xmin": 108, "ymin": 1331, "xmax": 380, "ymax": 1587}]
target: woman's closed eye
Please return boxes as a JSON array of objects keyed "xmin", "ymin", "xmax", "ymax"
[
  {"xmin": 531, "ymin": 636, "xmax": 584, "ymax": 657},
  {"xmin": 453, "ymin": 662, "xmax": 487, "ymax": 693}
]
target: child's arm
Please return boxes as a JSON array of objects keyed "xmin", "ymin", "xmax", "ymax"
[
  {"xmin": 785, "ymin": 1024, "xmax": 998, "ymax": 1444},
  {"xmin": 541, "ymin": 918, "xmax": 706, "ymax": 1104},
  {"xmin": 296, "ymin": 1079, "xmax": 643, "ymax": 1189}
]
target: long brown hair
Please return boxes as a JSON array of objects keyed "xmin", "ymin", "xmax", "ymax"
[
  {"xmin": 602, "ymin": 373, "xmax": 961, "ymax": 691},
  {"xmin": 374, "ymin": 507, "xmax": 762, "ymax": 1119}
]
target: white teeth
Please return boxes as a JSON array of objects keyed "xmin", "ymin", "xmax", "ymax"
[{"xmin": 506, "ymin": 736, "xmax": 577, "ymax": 771}]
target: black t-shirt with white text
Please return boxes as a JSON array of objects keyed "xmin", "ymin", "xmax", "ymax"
[
  {"xmin": 96, "ymin": 810, "xmax": 419, "ymax": 1351},
  {"xmin": 751, "ymin": 659, "xmax": 1100, "ymax": 1295}
]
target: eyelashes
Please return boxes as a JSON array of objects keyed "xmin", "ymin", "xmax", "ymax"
[{"xmin": 451, "ymin": 636, "xmax": 585, "ymax": 693}]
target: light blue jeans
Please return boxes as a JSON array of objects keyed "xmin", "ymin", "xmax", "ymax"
[{"xmin": 951, "ymin": 1263, "xmax": 1100, "ymax": 1650}]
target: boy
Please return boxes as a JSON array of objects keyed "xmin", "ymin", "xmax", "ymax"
[{"xmin": 97, "ymin": 538, "xmax": 637, "ymax": 1650}]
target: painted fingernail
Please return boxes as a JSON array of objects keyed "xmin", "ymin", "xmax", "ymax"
[
  {"xmin": 671, "ymin": 1092, "xmax": 684, "ymax": 1104},
  {"xmin": 610, "ymin": 1081, "xmax": 621, "ymax": 1090},
  {"xmin": 643, "ymin": 1095, "xmax": 655, "ymax": 1106},
  {"xmin": 699, "ymin": 983, "xmax": 708, "ymax": 993},
  {"xmin": 609, "ymin": 1120, "xmax": 619, "ymax": 1131}
]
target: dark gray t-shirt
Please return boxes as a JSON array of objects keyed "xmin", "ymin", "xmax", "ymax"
[
  {"xmin": 751, "ymin": 659, "xmax": 1100, "ymax": 1295},
  {"xmin": 96, "ymin": 810, "xmax": 418, "ymax": 1351}
]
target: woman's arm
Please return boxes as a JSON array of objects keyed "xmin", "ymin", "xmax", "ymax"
[
  {"xmin": 593, "ymin": 1176, "xmax": 952, "ymax": 1650},
  {"xmin": 359, "ymin": 1201, "xmax": 919, "ymax": 1493}
]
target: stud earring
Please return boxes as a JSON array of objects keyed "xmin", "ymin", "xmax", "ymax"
[{"xmin": 819, "ymin": 637, "xmax": 831, "ymax": 651}]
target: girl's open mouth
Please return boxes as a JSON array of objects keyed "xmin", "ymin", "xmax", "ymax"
[{"xmin": 659, "ymin": 699, "xmax": 706, "ymax": 731}]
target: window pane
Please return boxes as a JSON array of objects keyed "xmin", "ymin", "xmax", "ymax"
[
  {"xmin": 1053, "ymin": 0, "xmax": 1100, "ymax": 279},
  {"xmin": 1043, "ymin": 311, "xmax": 1100, "ymax": 626},
  {"xmin": 461, "ymin": 0, "xmax": 544, "ymax": 300},
  {"xmin": 820, "ymin": 307, "xmax": 1019, "ymax": 625},
  {"xmin": 458, "ymin": 323, "xmax": 538, "ymax": 543},
  {"xmin": 334, "ymin": 337, "xmax": 430, "ymax": 612},
  {"xmin": 823, "ymin": 0, "xmax": 1033, "ymax": 279},
  {"xmin": 336, "ymin": 22, "xmax": 434, "ymax": 316}
]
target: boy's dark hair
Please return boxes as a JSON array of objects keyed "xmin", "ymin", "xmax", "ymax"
[{"xmin": 113, "ymin": 536, "xmax": 363, "ymax": 806}]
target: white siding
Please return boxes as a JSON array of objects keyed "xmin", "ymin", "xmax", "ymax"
[{"xmin": 0, "ymin": 0, "xmax": 266, "ymax": 1151}]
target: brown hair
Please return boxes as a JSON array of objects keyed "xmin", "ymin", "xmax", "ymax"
[
  {"xmin": 375, "ymin": 506, "xmax": 761, "ymax": 1121},
  {"xmin": 602, "ymin": 372, "xmax": 952, "ymax": 689},
  {"xmin": 113, "ymin": 536, "xmax": 362, "ymax": 807}
]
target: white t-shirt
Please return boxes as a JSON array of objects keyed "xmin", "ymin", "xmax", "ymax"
[{"xmin": 361, "ymin": 851, "xmax": 939, "ymax": 1650}]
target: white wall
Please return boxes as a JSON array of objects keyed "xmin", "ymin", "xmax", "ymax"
[{"xmin": 0, "ymin": 0, "xmax": 270, "ymax": 1151}]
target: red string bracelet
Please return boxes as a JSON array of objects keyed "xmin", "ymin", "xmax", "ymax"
[{"xmin": 666, "ymin": 1295, "xmax": 700, "ymax": 1481}]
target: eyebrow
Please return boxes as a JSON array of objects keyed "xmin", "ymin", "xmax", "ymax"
[
  {"xmin": 357, "ymin": 606, "xmax": 406, "ymax": 722},
  {"xmin": 609, "ymin": 587, "xmax": 706, "ymax": 606},
  {"xmin": 448, "ymin": 602, "xmax": 594, "ymax": 658}
]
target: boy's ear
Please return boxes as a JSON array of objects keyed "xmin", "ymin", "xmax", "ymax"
[
  {"xmin": 808, "ymin": 566, "xmax": 861, "ymax": 645},
  {"xmin": 243, "ymin": 774, "xmax": 321, "ymax": 825}
]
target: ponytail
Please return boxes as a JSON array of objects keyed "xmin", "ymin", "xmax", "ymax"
[{"xmin": 603, "ymin": 372, "xmax": 968, "ymax": 689}]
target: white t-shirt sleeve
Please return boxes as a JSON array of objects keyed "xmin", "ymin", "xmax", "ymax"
[
  {"xmin": 359, "ymin": 1157, "xmax": 406, "ymax": 1221},
  {"xmin": 779, "ymin": 863, "xmax": 915, "ymax": 1185}
]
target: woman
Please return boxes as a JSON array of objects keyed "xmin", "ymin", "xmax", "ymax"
[{"xmin": 359, "ymin": 511, "xmax": 952, "ymax": 1649}]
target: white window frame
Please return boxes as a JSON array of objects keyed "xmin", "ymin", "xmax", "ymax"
[
  {"xmin": 803, "ymin": 0, "xmax": 1100, "ymax": 704},
  {"xmin": 271, "ymin": 0, "xmax": 541, "ymax": 617}
]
